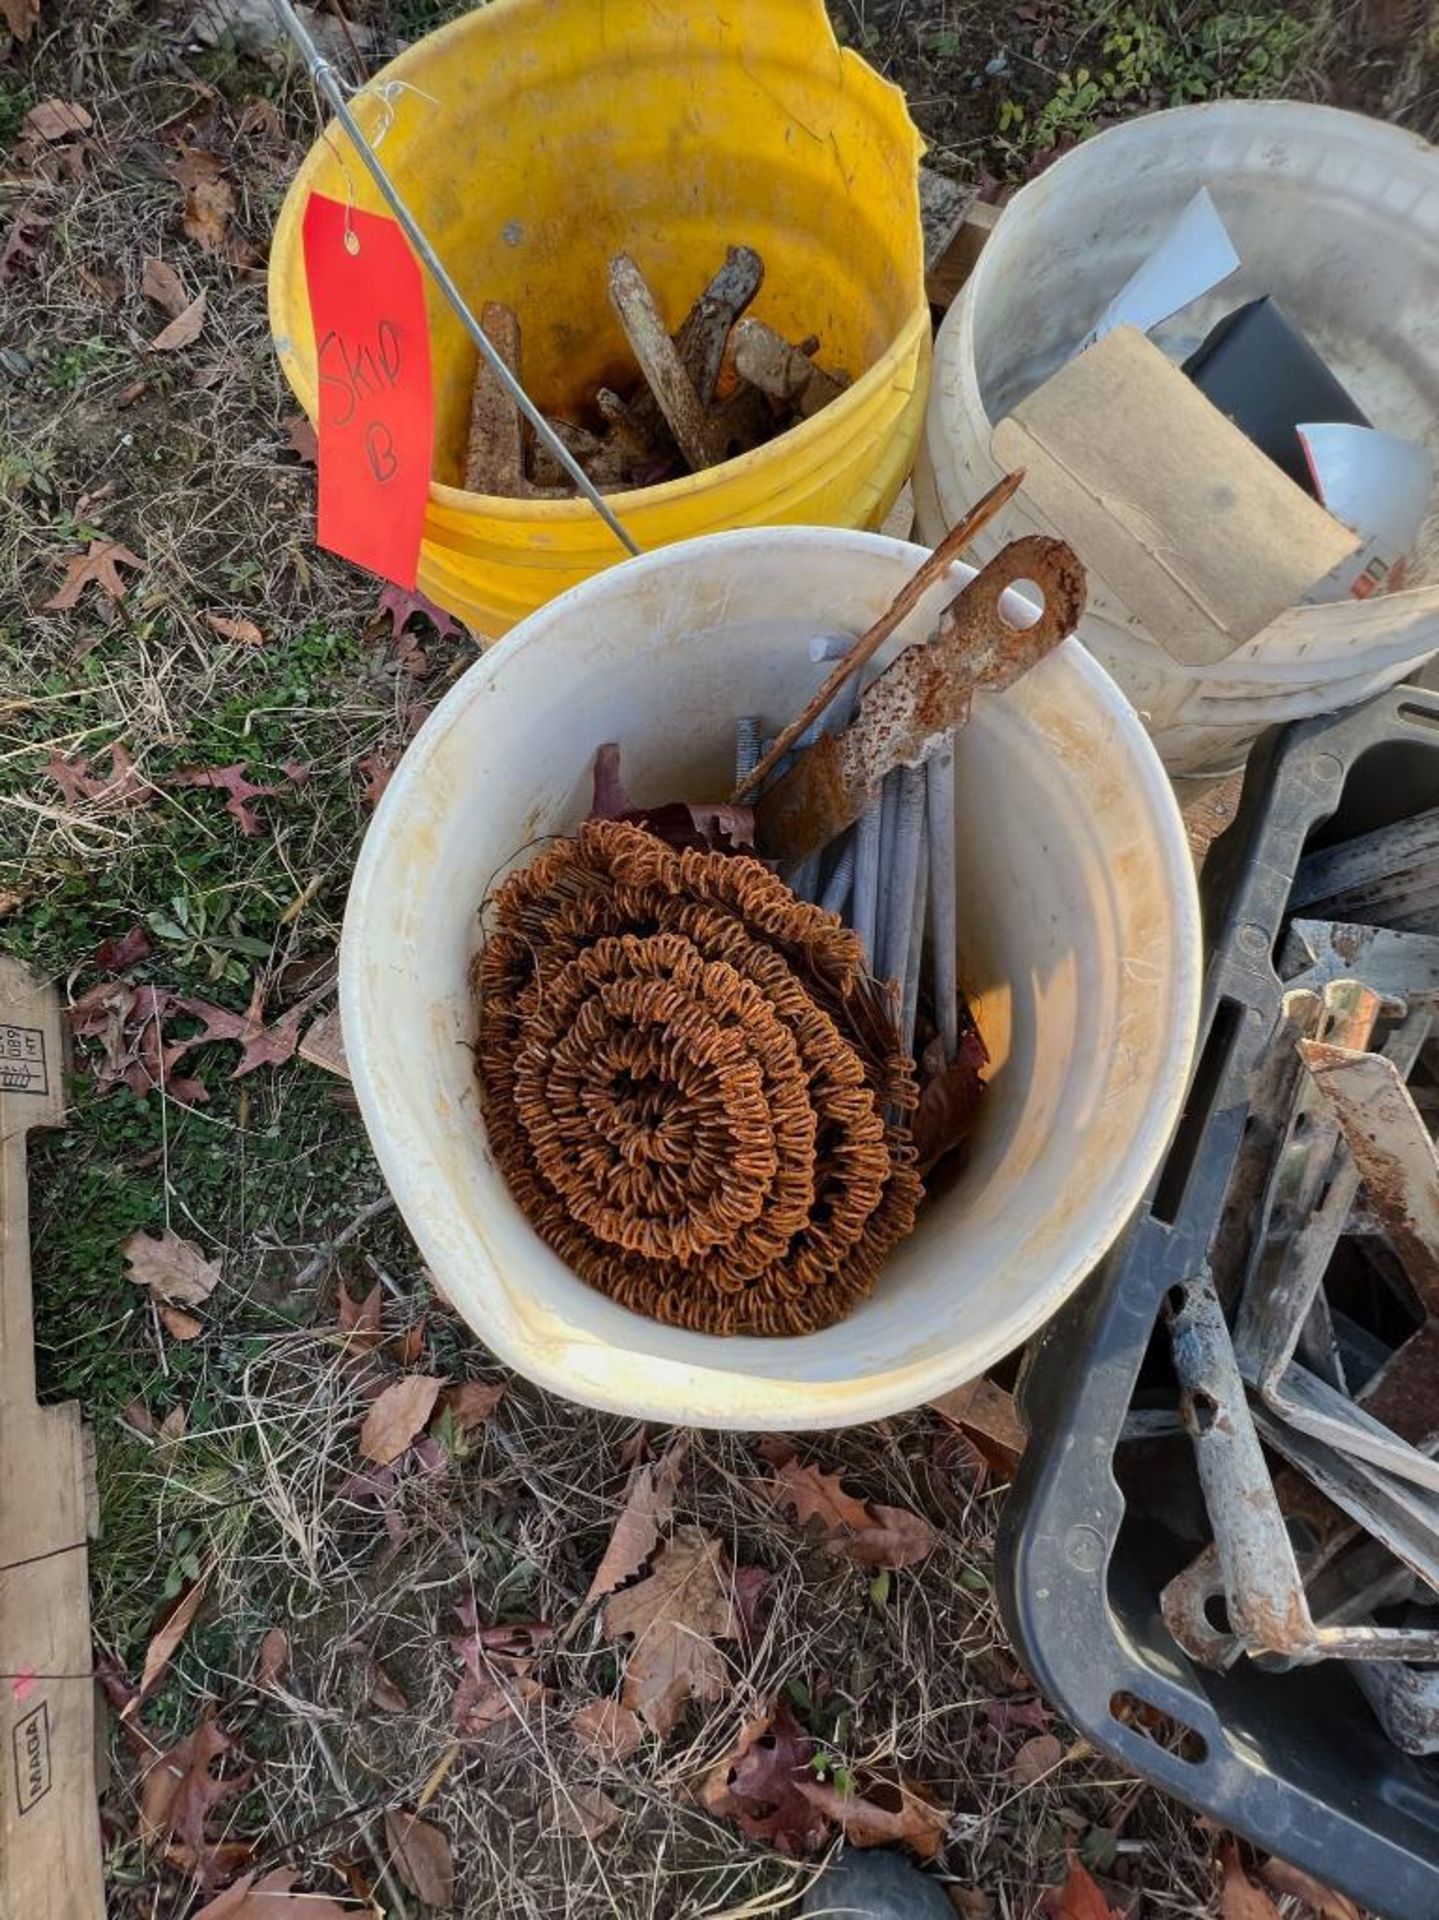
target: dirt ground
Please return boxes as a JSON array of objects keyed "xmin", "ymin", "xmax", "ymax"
[{"xmin": 1, "ymin": 2, "xmax": 1434, "ymax": 1917}]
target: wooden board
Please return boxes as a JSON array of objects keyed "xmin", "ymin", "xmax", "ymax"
[
  {"xmin": 0, "ymin": 958, "xmax": 105, "ymax": 1920},
  {"xmin": 926, "ymin": 198, "xmax": 1001, "ymax": 312}
]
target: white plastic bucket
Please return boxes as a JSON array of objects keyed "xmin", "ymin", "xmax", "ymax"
[
  {"xmin": 915, "ymin": 102, "xmax": 1439, "ymax": 777},
  {"xmin": 340, "ymin": 528, "xmax": 1201, "ymax": 1429}
]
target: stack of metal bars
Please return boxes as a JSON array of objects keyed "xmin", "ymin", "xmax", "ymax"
[
  {"xmin": 1136, "ymin": 906, "xmax": 1439, "ymax": 1755},
  {"xmin": 735, "ymin": 637, "xmax": 961, "ymax": 1068}
]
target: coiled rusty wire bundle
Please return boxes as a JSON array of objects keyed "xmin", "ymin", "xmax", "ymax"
[{"xmin": 474, "ymin": 819, "xmax": 921, "ymax": 1335}]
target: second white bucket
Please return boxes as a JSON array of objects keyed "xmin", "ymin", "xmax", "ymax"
[
  {"xmin": 916, "ymin": 101, "xmax": 1439, "ymax": 777},
  {"xmin": 341, "ymin": 528, "xmax": 1201, "ymax": 1429}
]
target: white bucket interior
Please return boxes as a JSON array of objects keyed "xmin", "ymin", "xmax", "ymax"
[{"xmin": 341, "ymin": 528, "xmax": 1201, "ymax": 1428}]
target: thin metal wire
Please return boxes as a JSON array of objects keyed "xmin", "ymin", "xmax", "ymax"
[{"xmin": 268, "ymin": 0, "xmax": 641, "ymax": 555}]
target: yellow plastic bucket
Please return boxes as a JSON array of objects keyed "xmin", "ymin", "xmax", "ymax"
[{"xmin": 268, "ymin": 0, "xmax": 929, "ymax": 634}]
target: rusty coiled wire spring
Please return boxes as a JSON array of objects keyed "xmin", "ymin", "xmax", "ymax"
[{"xmin": 473, "ymin": 820, "xmax": 921, "ymax": 1335}]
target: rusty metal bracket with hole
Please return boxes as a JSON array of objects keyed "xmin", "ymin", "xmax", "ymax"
[{"xmin": 754, "ymin": 536, "xmax": 1084, "ymax": 867}]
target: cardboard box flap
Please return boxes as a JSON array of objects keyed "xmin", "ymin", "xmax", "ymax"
[{"xmin": 991, "ymin": 326, "xmax": 1359, "ymax": 667}]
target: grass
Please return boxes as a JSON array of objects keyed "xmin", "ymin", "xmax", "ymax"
[{"xmin": 1, "ymin": 0, "xmax": 1426, "ymax": 1913}]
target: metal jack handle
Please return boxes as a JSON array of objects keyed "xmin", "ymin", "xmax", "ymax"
[{"xmin": 269, "ymin": 0, "xmax": 641, "ymax": 557}]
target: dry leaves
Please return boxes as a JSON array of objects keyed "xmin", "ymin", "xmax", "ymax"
[
  {"xmin": 283, "ymin": 412, "xmax": 318, "ymax": 463},
  {"xmin": 1220, "ymin": 1842, "xmax": 1284, "ymax": 1920},
  {"xmin": 70, "ymin": 982, "xmax": 208, "ymax": 1104},
  {"xmin": 768, "ymin": 1453, "xmax": 936, "ymax": 1570},
  {"xmin": 1, "ymin": 0, "xmax": 40, "ymax": 43},
  {"xmin": 93, "ymin": 924, "xmax": 153, "ymax": 972},
  {"xmin": 159, "ymin": 1404, "xmax": 188, "ymax": 1441},
  {"xmin": 203, "ymin": 610, "xmax": 264, "ymax": 645},
  {"xmin": 130, "ymin": 1575, "xmax": 211, "ymax": 1714},
  {"xmin": 45, "ymin": 743, "xmax": 152, "ymax": 809},
  {"xmin": 572, "ymin": 1697, "xmax": 643, "ymax": 1760},
  {"xmin": 24, "ymin": 98, "xmax": 91, "ymax": 141},
  {"xmin": 124, "ymin": 1227, "xmax": 221, "ymax": 1307},
  {"xmin": 550, "ymin": 1784, "xmax": 621, "ymax": 1840},
  {"xmin": 376, "ymin": 583, "xmax": 463, "ymax": 643},
  {"xmin": 257, "ymin": 1628, "xmax": 289, "ymax": 1690},
  {"xmin": 360, "ymin": 1375, "xmax": 444, "ymax": 1466},
  {"xmin": 160, "ymin": 1304, "xmax": 205, "ymax": 1341},
  {"xmin": 1257, "ymin": 1859, "xmax": 1359, "ymax": 1920},
  {"xmin": 797, "ymin": 1773, "xmax": 949, "ymax": 1859},
  {"xmin": 582, "ymin": 1438, "xmax": 686, "ymax": 1609},
  {"xmin": 143, "ymin": 255, "xmax": 189, "ymax": 318},
  {"xmin": 192, "ymin": 1869, "xmax": 356, "ymax": 1920},
  {"xmin": 370, "ymin": 1663, "xmax": 409, "ymax": 1713},
  {"xmin": 602, "ymin": 1527, "xmax": 738, "ymax": 1736},
  {"xmin": 139, "ymin": 1713, "xmax": 252, "ymax": 1881},
  {"xmin": 176, "ymin": 972, "xmax": 326, "ymax": 1073},
  {"xmin": 357, "ymin": 747, "xmax": 399, "ymax": 811},
  {"xmin": 450, "ymin": 1600, "xmax": 549, "ymax": 1737},
  {"xmin": 183, "ymin": 175, "xmax": 256, "ymax": 265},
  {"xmin": 384, "ymin": 1811, "xmax": 454, "ymax": 1909},
  {"xmin": 44, "ymin": 540, "xmax": 145, "ymax": 611},
  {"xmin": 1040, "ymin": 1860, "xmax": 1125, "ymax": 1920},
  {"xmin": 149, "ymin": 289, "xmax": 207, "ymax": 352},
  {"xmin": 441, "ymin": 1380, "xmax": 505, "ymax": 1430},
  {"xmin": 1011, "ymin": 1732, "xmax": 1063, "ymax": 1785},
  {"xmin": 700, "ymin": 1702, "xmax": 830, "ymax": 1855},
  {"xmin": 914, "ymin": 1023, "xmax": 989, "ymax": 1177},
  {"xmin": 167, "ymin": 760, "xmax": 305, "ymax": 836},
  {"xmin": 338, "ymin": 1282, "xmax": 385, "ymax": 1348}
]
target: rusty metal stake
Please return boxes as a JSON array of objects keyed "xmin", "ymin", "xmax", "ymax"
[{"xmin": 608, "ymin": 253, "xmax": 722, "ymax": 472}]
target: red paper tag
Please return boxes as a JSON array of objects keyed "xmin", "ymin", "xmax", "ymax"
[{"xmin": 301, "ymin": 193, "xmax": 433, "ymax": 588}]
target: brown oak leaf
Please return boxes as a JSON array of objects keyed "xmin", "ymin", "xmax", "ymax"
[
  {"xmin": 360, "ymin": 1374, "xmax": 444, "ymax": 1466},
  {"xmin": 796, "ymin": 1772, "xmax": 948, "ymax": 1860},
  {"xmin": 1, "ymin": 0, "xmax": 40, "ymax": 44},
  {"xmin": 92, "ymin": 923, "xmax": 152, "ymax": 972},
  {"xmin": 450, "ymin": 1599, "xmax": 548, "ymax": 1737},
  {"xmin": 1011, "ymin": 1732, "xmax": 1063, "ymax": 1785},
  {"xmin": 1, "ymin": 207, "xmax": 44, "ymax": 283},
  {"xmin": 384, "ymin": 1811, "xmax": 454, "ymax": 1909},
  {"xmin": 159, "ymin": 1303, "xmax": 205, "ymax": 1341},
  {"xmin": 124, "ymin": 1227, "xmax": 221, "ymax": 1306},
  {"xmin": 182, "ymin": 175, "xmax": 257, "ymax": 265},
  {"xmin": 283, "ymin": 412, "xmax": 318, "ymax": 462},
  {"xmin": 701, "ymin": 1701, "xmax": 829, "ymax": 1855},
  {"xmin": 338, "ymin": 1281, "xmax": 384, "ymax": 1349},
  {"xmin": 357, "ymin": 747, "xmax": 399, "ymax": 810},
  {"xmin": 1257, "ymin": 1859, "xmax": 1359, "ymax": 1920},
  {"xmin": 441, "ymin": 1379, "xmax": 505, "ymax": 1430},
  {"xmin": 257, "ymin": 1628, "xmax": 289, "ymax": 1689},
  {"xmin": 550, "ymin": 1784, "xmax": 621, "ymax": 1839},
  {"xmin": 1040, "ymin": 1859, "xmax": 1125, "ymax": 1920},
  {"xmin": 43, "ymin": 539, "xmax": 145, "ymax": 611},
  {"xmin": 191, "ymin": 1868, "xmax": 357, "ymax": 1920},
  {"xmin": 44, "ymin": 742, "xmax": 152, "ymax": 809},
  {"xmin": 769, "ymin": 1454, "xmax": 936, "ymax": 1571},
  {"xmin": 581, "ymin": 1437, "xmax": 686, "ymax": 1609},
  {"xmin": 1220, "ymin": 1842, "xmax": 1284, "ymax": 1920},
  {"xmin": 142, "ymin": 255, "xmax": 189, "ymax": 318},
  {"xmin": 914, "ymin": 1023, "xmax": 989, "ymax": 1177},
  {"xmin": 572, "ymin": 1697, "xmax": 643, "ymax": 1760},
  {"xmin": 376, "ymin": 582, "xmax": 462, "ymax": 643},
  {"xmin": 202, "ymin": 610, "xmax": 264, "ymax": 645},
  {"xmin": 149, "ymin": 288, "xmax": 207, "ymax": 352},
  {"xmin": 176, "ymin": 973, "xmax": 326, "ymax": 1075},
  {"xmin": 165, "ymin": 762, "xmax": 293, "ymax": 836},
  {"xmin": 602, "ymin": 1527, "xmax": 738, "ymax": 1736},
  {"xmin": 139, "ymin": 1713, "xmax": 252, "ymax": 1880},
  {"xmin": 69, "ymin": 981, "xmax": 207, "ymax": 1105}
]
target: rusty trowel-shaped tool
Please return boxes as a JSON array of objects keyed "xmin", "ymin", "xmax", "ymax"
[{"xmin": 755, "ymin": 535, "xmax": 1086, "ymax": 869}]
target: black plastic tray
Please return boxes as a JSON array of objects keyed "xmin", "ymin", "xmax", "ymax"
[{"xmin": 997, "ymin": 685, "xmax": 1439, "ymax": 1918}]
